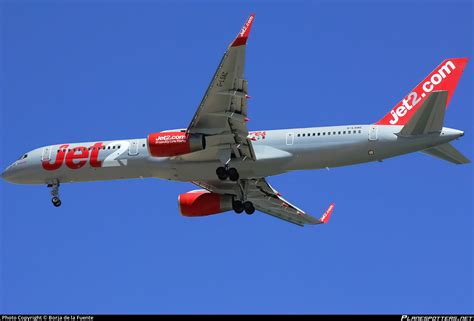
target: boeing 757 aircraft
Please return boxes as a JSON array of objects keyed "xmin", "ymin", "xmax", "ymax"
[{"xmin": 2, "ymin": 15, "xmax": 470, "ymax": 226}]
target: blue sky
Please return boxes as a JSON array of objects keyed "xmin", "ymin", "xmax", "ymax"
[{"xmin": 1, "ymin": 0, "xmax": 472, "ymax": 314}]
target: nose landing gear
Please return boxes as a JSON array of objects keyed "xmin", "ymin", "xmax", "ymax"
[{"xmin": 48, "ymin": 182, "xmax": 62, "ymax": 207}]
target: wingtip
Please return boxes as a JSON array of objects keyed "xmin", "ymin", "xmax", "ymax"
[
  {"xmin": 320, "ymin": 203, "xmax": 335, "ymax": 224},
  {"xmin": 230, "ymin": 14, "xmax": 256, "ymax": 47}
]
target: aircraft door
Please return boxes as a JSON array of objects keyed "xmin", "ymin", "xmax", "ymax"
[
  {"xmin": 286, "ymin": 132, "xmax": 294, "ymax": 145},
  {"xmin": 369, "ymin": 125, "xmax": 378, "ymax": 141},
  {"xmin": 128, "ymin": 140, "xmax": 139, "ymax": 156},
  {"xmin": 41, "ymin": 147, "xmax": 51, "ymax": 161}
]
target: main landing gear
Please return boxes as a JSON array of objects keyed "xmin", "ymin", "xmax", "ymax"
[
  {"xmin": 216, "ymin": 166, "xmax": 240, "ymax": 181},
  {"xmin": 48, "ymin": 182, "xmax": 62, "ymax": 207},
  {"xmin": 217, "ymin": 165, "xmax": 254, "ymax": 214},
  {"xmin": 232, "ymin": 199, "xmax": 255, "ymax": 215}
]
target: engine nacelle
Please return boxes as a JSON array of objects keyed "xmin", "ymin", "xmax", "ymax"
[
  {"xmin": 178, "ymin": 190, "xmax": 233, "ymax": 217},
  {"xmin": 147, "ymin": 131, "xmax": 205, "ymax": 157}
]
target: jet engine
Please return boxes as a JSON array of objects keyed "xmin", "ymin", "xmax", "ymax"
[
  {"xmin": 147, "ymin": 131, "xmax": 205, "ymax": 157},
  {"xmin": 178, "ymin": 190, "xmax": 233, "ymax": 217}
]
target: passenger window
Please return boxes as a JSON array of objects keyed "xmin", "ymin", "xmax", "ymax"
[
  {"xmin": 323, "ymin": 132, "xmax": 326, "ymax": 135},
  {"xmin": 142, "ymin": 144, "xmax": 145, "ymax": 147},
  {"xmin": 343, "ymin": 131, "xmax": 346, "ymax": 134},
  {"xmin": 338, "ymin": 131, "xmax": 341, "ymax": 135},
  {"xmin": 333, "ymin": 132, "xmax": 336, "ymax": 135},
  {"xmin": 328, "ymin": 132, "xmax": 331, "ymax": 136},
  {"xmin": 113, "ymin": 146, "xmax": 116, "ymax": 149},
  {"xmin": 317, "ymin": 133, "xmax": 320, "ymax": 136},
  {"xmin": 297, "ymin": 134, "xmax": 300, "ymax": 137},
  {"xmin": 312, "ymin": 133, "xmax": 315, "ymax": 136},
  {"xmin": 107, "ymin": 146, "xmax": 110, "ymax": 149},
  {"xmin": 348, "ymin": 131, "xmax": 351, "ymax": 134},
  {"xmin": 302, "ymin": 134, "xmax": 305, "ymax": 137},
  {"xmin": 359, "ymin": 130, "xmax": 362, "ymax": 133}
]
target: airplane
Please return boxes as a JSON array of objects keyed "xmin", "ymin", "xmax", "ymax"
[{"xmin": 1, "ymin": 14, "xmax": 470, "ymax": 227}]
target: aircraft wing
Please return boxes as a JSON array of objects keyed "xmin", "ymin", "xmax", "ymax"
[
  {"xmin": 193, "ymin": 178, "xmax": 334, "ymax": 227},
  {"xmin": 186, "ymin": 14, "xmax": 256, "ymax": 162}
]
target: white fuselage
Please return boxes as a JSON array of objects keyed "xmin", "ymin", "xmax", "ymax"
[{"xmin": 1, "ymin": 124, "xmax": 464, "ymax": 185}]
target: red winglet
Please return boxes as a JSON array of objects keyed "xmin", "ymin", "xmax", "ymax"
[
  {"xmin": 320, "ymin": 203, "xmax": 335, "ymax": 224},
  {"xmin": 230, "ymin": 14, "xmax": 256, "ymax": 47}
]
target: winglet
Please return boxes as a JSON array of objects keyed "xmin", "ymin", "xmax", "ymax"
[
  {"xmin": 230, "ymin": 14, "xmax": 256, "ymax": 47},
  {"xmin": 320, "ymin": 203, "xmax": 335, "ymax": 224}
]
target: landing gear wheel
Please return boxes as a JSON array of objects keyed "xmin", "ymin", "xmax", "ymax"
[
  {"xmin": 243, "ymin": 201, "xmax": 255, "ymax": 215},
  {"xmin": 48, "ymin": 182, "xmax": 61, "ymax": 207},
  {"xmin": 233, "ymin": 200, "xmax": 244, "ymax": 214},
  {"xmin": 216, "ymin": 167, "xmax": 228, "ymax": 180},
  {"xmin": 52, "ymin": 197, "xmax": 61, "ymax": 207},
  {"xmin": 228, "ymin": 168, "xmax": 239, "ymax": 181}
]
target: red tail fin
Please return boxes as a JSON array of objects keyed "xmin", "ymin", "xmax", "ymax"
[{"xmin": 376, "ymin": 58, "xmax": 469, "ymax": 125}]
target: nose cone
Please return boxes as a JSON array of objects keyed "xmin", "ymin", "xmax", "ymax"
[
  {"xmin": 2, "ymin": 164, "xmax": 25, "ymax": 183},
  {"xmin": 1, "ymin": 168, "xmax": 11, "ymax": 182},
  {"xmin": 1, "ymin": 166, "xmax": 15, "ymax": 183}
]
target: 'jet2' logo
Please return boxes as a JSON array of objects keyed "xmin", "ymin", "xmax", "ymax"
[
  {"xmin": 389, "ymin": 60, "xmax": 456, "ymax": 125},
  {"xmin": 42, "ymin": 142, "xmax": 104, "ymax": 171}
]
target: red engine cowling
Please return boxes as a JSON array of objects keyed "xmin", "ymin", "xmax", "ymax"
[
  {"xmin": 178, "ymin": 190, "xmax": 233, "ymax": 217},
  {"xmin": 147, "ymin": 131, "xmax": 205, "ymax": 157}
]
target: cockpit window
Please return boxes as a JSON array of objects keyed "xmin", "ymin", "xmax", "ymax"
[{"xmin": 17, "ymin": 154, "xmax": 28, "ymax": 160}]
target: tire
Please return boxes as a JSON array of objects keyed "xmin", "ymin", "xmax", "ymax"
[
  {"xmin": 233, "ymin": 200, "xmax": 244, "ymax": 214},
  {"xmin": 216, "ymin": 167, "xmax": 228, "ymax": 180},
  {"xmin": 228, "ymin": 168, "xmax": 239, "ymax": 181},
  {"xmin": 52, "ymin": 197, "xmax": 61, "ymax": 207},
  {"xmin": 243, "ymin": 201, "xmax": 255, "ymax": 215}
]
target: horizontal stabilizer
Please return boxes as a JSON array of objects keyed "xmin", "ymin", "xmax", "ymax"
[
  {"xmin": 421, "ymin": 143, "xmax": 470, "ymax": 164},
  {"xmin": 399, "ymin": 91, "xmax": 447, "ymax": 136}
]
